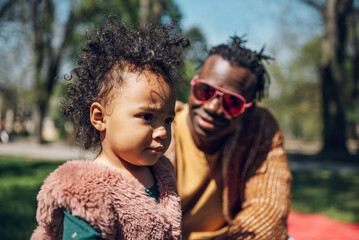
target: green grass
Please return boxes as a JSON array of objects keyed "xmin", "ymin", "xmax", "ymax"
[
  {"xmin": 0, "ymin": 156, "xmax": 64, "ymax": 240},
  {"xmin": 0, "ymin": 156, "xmax": 358, "ymax": 239},
  {"xmin": 291, "ymin": 170, "xmax": 359, "ymax": 223}
]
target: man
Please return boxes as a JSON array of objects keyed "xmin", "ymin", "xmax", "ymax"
[{"xmin": 166, "ymin": 36, "xmax": 292, "ymax": 239}]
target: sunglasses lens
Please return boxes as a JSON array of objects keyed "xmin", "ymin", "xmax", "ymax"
[
  {"xmin": 223, "ymin": 94, "xmax": 243, "ymax": 116},
  {"xmin": 193, "ymin": 83, "xmax": 215, "ymax": 101}
]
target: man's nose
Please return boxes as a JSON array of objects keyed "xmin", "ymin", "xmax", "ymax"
[{"xmin": 203, "ymin": 96, "xmax": 223, "ymax": 115}]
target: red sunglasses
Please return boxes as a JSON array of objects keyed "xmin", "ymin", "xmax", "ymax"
[{"xmin": 191, "ymin": 75, "xmax": 252, "ymax": 117}]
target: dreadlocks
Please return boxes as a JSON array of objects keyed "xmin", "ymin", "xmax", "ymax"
[{"xmin": 209, "ymin": 36, "xmax": 273, "ymax": 101}]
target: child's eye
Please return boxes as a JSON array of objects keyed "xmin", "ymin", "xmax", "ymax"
[
  {"xmin": 165, "ymin": 117, "xmax": 174, "ymax": 124},
  {"xmin": 140, "ymin": 113, "xmax": 153, "ymax": 121}
]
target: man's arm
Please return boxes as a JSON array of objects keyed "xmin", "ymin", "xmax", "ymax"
[{"xmin": 225, "ymin": 132, "xmax": 292, "ymax": 240}]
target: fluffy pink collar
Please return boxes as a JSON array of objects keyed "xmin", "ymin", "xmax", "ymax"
[{"xmin": 32, "ymin": 158, "xmax": 181, "ymax": 240}]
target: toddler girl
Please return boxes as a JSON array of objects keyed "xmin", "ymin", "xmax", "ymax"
[{"xmin": 31, "ymin": 16, "xmax": 188, "ymax": 240}]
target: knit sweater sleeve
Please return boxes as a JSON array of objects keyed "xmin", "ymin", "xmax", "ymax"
[{"xmin": 226, "ymin": 130, "xmax": 292, "ymax": 240}]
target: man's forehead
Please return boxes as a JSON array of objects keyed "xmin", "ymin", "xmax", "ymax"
[
  {"xmin": 199, "ymin": 55, "xmax": 257, "ymax": 98},
  {"xmin": 202, "ymin": 55, "xmax": 255, "ymax": 80}
]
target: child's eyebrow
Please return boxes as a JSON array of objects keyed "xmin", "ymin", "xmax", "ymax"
[{"xmin": 137, "ymin": 106, "xmax": 175, "ymax": 115}]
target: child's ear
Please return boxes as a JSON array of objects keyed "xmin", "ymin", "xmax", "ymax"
[{"xmin": 90, "ymin": 102, "xmax": 106, "ymax": 131}]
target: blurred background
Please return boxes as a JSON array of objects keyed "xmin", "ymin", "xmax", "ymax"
[
  {"xmin": 0, "ymin": 0, "xmax": 358, "ymax": 239},
  {"xmin": 0, "ymin": 0, "xmax": 358, "ymax": 155}
]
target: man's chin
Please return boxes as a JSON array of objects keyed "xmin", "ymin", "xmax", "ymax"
[{"xmin": 193, "ymin": 124, "xmax": 222, "ymax": 141}]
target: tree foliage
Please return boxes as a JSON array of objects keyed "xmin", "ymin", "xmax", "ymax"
[
  {"xmin": 264, "ymin": 38, "xmax": 322, "ymax": 140},
  {"xmin": 176, "ymin": 26, "xmax": 208, "ymax": 102},
  {"xmin": 0, "ymin": 0, "xmax": 182, "ymax": 143},
  {"xmin": 300, "ymin": 0, "xmax": 359, "ymax": 154}
]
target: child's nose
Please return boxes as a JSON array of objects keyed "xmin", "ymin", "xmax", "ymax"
[
  {"xmin": 153, "ymin": 125, "xmax": 167, "ymax": 140},
  {"xmin": 203, "ymin": 97, "xmax": 223, "ymax": 115}
]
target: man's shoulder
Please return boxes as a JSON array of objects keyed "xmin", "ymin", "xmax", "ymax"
[
  {"xmin": 251, "ymin": 103, "xmax": 280, "ymax": 127},
  {"xmin": 242, "ymin": 103, "xmax": 282, "ymax": 146},
  {"xmin": 252, "ymin": 102, "xmax": 275, "ymax": 116}
]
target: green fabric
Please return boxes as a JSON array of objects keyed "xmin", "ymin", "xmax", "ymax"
[
  {"xmin": 62, "ymin": 184, "xmax": 160, "ymax": 239},
  {"xmin": 145, "ymin": 182, "xmax": 160, "ymax": 203},
  {"xmin": 63, "ymin": 210, "xmax": 101, "ymax": 240}
]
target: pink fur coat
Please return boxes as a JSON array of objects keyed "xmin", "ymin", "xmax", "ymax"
[{"xmin": 31, "ymin": 158, "xmax": 182, "ymax": 239}]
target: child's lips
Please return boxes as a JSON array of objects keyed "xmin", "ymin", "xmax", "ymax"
[{"xmin": 148, "ymin": 146, "xmax": 164, "ymax": 153}]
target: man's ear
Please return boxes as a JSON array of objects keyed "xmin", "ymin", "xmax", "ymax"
[{"xmin": 90, "ymin": 102, "xmax": 106, "ymax": 131}]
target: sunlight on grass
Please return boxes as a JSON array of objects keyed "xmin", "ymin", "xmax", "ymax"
[
  {"xmin": 0, "ymin": 155, "xmax": 358, "ymax": 239},
  {"xmin": 0, "ymin": 156, "xmax": 64, "ymax": 240},
  {"xmin": 291, "ymin": 170, "xmax": 359, "ymax": 223}
]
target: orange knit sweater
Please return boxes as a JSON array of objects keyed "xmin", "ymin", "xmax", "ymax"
[{"xmin": 167, "ymin": 103, "xmax": 292, "ymax": 240}]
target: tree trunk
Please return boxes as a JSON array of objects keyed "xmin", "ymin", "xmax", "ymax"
[
  {"xmin": 139, "ymin": 0, "xmax": 165, "ymax": 26},
  {"xmin": 353, "ymin": 10, "xmax": 359, "ymax": 101},
  {"xmin": 319, "ymin": 0, "xmax": 352, "ymax": 153},
  {"xmin": 351, "ymin": 9, "xmax": 359, "ymax": 153},
  {"xmin": 31, "ymin": 0, "xmax": 74, "ymax": 143},
  {"xmin": 320, "ymin": 65, "xmax": 347, "ymax": 150},
  {"xmin": 32, "ymin": 102, "xmax": 45, "ymax": 143}
]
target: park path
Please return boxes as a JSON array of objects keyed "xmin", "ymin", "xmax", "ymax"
[
  {"xmin": 0, "ymin": 141, "xmax": 96, "ymax": 161},
  {"xmin": 0, "ymin": 139, "xmax": 358, "ymax": 171}
]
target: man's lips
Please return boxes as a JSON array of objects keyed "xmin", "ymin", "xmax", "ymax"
[{"xmin": 195, "ymin": 115, "xmax": 216, "ymax": 130}]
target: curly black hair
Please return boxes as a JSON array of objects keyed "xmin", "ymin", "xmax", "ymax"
[
  {"xmin": 208, "ymin": 36, "xmax": 273, "ymax": 101},
  {"xmin": 63, "ymin": 16, "xmax": 189, "ymax": 149}
]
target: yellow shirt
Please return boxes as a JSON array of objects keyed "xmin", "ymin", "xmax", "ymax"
[{"xmin": 174, "ymin": 106, "xmax": 228, "ymax": 239}]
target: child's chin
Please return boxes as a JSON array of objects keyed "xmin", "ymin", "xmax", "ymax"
[{"xmin": 139, "ymin": 158, "xmax": 160, "ymax": 166}]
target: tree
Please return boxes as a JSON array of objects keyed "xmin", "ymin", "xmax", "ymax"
[
  {"xmin": 139, "ymin": 0, "xmax": 181, "ymax": 26},
  {"xmin": 264, "ymin": 38, "xmax": 322, "ymax": 141},
  {"xmin": 30, "ymin": 0, "xmax": 76, "ymax": 143},
  {"xmin": 300, "ymin": 0, "xmax": 359, "ymax": 155},
  {"xmin": 176, "ymin": 26, "xmax": 208, "ymax": 102},
  {"xmin": 0, "ymin": 0, "xmax": 182, "ymax": 143}
]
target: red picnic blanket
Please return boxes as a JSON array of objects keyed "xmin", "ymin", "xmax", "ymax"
[{"xmin": 287, "ymin": 210, "xmax": 359, "ymax": 240}]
